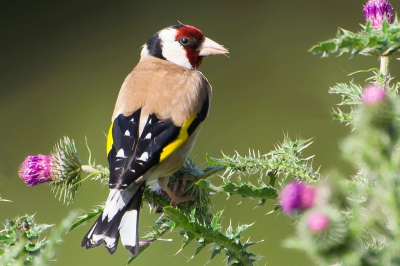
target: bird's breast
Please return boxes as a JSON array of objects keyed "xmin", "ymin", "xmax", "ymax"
[{"xmin": 112, "ymin": 56, "xmax": 210, "ymax": 127}]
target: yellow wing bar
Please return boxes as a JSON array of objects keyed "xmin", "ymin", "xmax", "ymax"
[
  {"xmin": 107, "ymin": 116, "xmax": 195, "ymax": 162},
  {"xmin": 159, "ymin": 116, "xmax": 195, "ymax": 162},
  {"xmin": 106, "ymin": 122, "xmax": 114, "ymax": 156}
]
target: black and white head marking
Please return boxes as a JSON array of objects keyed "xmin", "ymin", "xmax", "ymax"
[
  {"xmin": 141, "ymin": 25, "xmax": 202, "ymax": 69},
  {"xmin": 141, "ymin": 25, "xmax": 228, "ymax": 69}
]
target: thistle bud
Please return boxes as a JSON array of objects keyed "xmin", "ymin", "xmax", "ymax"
[
  {"xmin": 362, "ymin": 85, "xmax": 386, "ymax": 105},
  {"xmin": 297, "ymin": 208, "xmax": 348, "ymax": 253},
  {"xmin": 307, "ymin": 212, "xmax": 330, "ymax": 233}
]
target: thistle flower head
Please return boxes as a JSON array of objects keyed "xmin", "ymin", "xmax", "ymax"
[
  {"xmin": 280, "ymin": 182, "xmax": 316, "ymax": 215},
  {"xmin": 18, "ymin": 137, "xmax": 83, "ymax": 204},
  {"xmin": 362, "ymin": 84, "xmax": 386, "ymax": 105},
  {"xmin": 307, "ymin": 212, "xmax": 329, "ymax": 233},
  {"xmin": 297, "ymin": 207, "xmax": 348, "ymax": 252},
  {"xmin": 19, "ymin": 155, "xmax": 54, "ymax": 186},
  {"xmin": 363, "ymin": 0, "xmax": 394, "ymax": 29}
]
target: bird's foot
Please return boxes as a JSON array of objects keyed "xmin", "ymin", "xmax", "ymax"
[{"xmin": 167, "ymin": 174, "xmax": 195, "ymax": 207}]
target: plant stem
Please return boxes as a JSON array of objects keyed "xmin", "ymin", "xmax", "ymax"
[
  {"xmin": 199, "ymin": 165, "xmax": 226, "ymax": 179},
  {"xmin": 380, "ymin": 56, "xmax": 390, "ymax": 77},
  {"xmin": 81, "ymin": 165, "xmax": 99, "ymax": 174}
]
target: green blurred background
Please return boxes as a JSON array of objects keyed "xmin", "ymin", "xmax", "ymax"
[{"xmin": 2, "ymin": 0, "xmax": 399, "ymax": 265}]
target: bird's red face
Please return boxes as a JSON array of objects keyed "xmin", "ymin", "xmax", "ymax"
[
  {"xmin": 174, "ymin": 25, "xmax": 205, "ymax": 69},
  {"xmin": 143, "ymin": 24, "xmax": 228, "ymax": 69}
]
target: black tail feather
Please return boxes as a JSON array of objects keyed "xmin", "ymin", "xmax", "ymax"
[{"xmin": 81, "ymin": 183, "xmax": 145, "ymax": 255}]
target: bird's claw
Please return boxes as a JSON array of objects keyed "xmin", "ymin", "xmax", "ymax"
[{"xmin": 169, "ymin": 174, "xmax": 195, "ymax": 207}]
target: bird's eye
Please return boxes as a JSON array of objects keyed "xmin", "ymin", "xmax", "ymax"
[{"xmin": 179, "ymin": 37, "xmax": 190, "ymax": 45}]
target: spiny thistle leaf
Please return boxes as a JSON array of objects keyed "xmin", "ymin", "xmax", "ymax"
[
  {"xmin": 126, "ymin": 243, "xmax": 152, "ymax": 265},
  {"xmin": 33, "ymin": 211, "xmax": 78, "ymax": 266},
  {"xmin": 211, "ymin": 136, "xmax": 319, "ymax": 186},
  {"xmin": 206, "ymin": 154, "xmax": 233, "ymax": 167},
  {"xmin": 83, "ymin": 137, "xmax": 109, "ymax": 186},
  {"xmin": 310, "ymin": 18, "xmax": 400, "ymax": 57},
  {"xmin": 164, "ymin": 207, "xmax": 257, "ymax": 266},
  {"xmin": 329, "ymin": 82, "xmax": 363, "ymax": 106},
  {"xmin": 210, "ymin": 246, "xmax": 222, "ymax": 261},
  {"xmin": 196, "ymin": 179, "xmax": 278, "ymax": 200},
  {"xmin": 212, "ymin": 210, "xmax": 223, "ymax": 232},
  {"xmin": 127, "ymin": 217, "xmax": 172, "ymax": 265},
  {"xmin": 68, "ymin": 204, "xmax": 104, "ymax": 232},
  {"xmin": 144, "ymin": 159, "xmax": 226, "ymax": 225},
  {"xmin": 0, "ymin": 214, "xmax": 54, "ymax": 265},
  {"xmin": 332, "ymin": 108, "xmax": 353, "ymax": 125}
]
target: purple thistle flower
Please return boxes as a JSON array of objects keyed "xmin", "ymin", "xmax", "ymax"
[
  {"xmin": 139, "ymin": 239, "xmax": 156, "ymax": 246},
  {"xmin": 363, "ymin": 0, "xmax": 394, "ymax": 29},
  {"xmin": 362, "ymin": 84, "xmax": 386, "ymax": 105},
  {"xmin": 18, "ymin": 155, "xmax": 54, "ymax": 186},
  {"xmin": 154, "ymin": 184, "xmax": 169, "ymax": 198},
  {"xmin": 280, "ymin": 182, "xmax": 316, "ymax": 215},
  {"xmin": 307, "ymin": 212, "xmax": 330, "ymax": 233}
]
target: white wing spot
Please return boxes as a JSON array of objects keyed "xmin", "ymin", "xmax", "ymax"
[
  {"xmin": 129, "ymin": 169, "xmax": 136, "ymax": 173},
  {"xmin": 124, "ymin": 130, "xmax": 130, "ymax": 136},
  {"xmin": 116, "ymin": 149, "xmax": 125, "ymax": 158},
  {"xmin": 148, "ymin": 119, "xmax": 152, "ymax": 124},
  {"xmin": 130, "ymin": 118, "xmax": 135, "ymax": 123},
  {"xmin": 138, "ymin": 152, "xmax": 149, "ymax": 162},
  {"xmin": 144, "ymin": 133, "xmax": 151, "ymax": 139}
]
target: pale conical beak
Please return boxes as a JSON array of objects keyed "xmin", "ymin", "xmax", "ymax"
[{"xmin": 199, "ymin": 37, "xmax": 229, "ymax": 56}]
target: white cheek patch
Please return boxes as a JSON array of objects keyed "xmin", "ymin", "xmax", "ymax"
[
  {"xmin": 158, "ymin": 28, "xmax": 192, "ymax": 69},
  {"xmin": 140, "ymin": 44, "xmax": 149, "ymax": 57}
]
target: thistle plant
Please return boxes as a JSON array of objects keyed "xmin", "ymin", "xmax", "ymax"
[
  {"xmin": 12, "ymin": 133, "xmax": 319, "ymax": 265},
  {"xmin": 284, "ymin": 0, "xmax": 400, "ymax": 265},
  {"xmin": 0, "ymin": 196, "xmax": 77, "ymax": 266}
]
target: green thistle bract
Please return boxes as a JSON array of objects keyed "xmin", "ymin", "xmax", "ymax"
[{"xmin": 50, "ymin": 136, "xmax": 82, "ymax": 204}]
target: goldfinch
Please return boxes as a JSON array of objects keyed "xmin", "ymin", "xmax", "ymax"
[{"xmin": 81, "ymin": 24, "xmax": 228, "ymax": 256}]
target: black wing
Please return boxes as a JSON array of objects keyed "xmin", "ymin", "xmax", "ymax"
[{"xmin": 107, "ymin": 95, "xmax": 209, "ymax": 190}]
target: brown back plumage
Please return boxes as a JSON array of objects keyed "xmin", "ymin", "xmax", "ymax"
[{"xmin": 112, "ymin": 55, "xmax": 211, "ymax": 127}]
